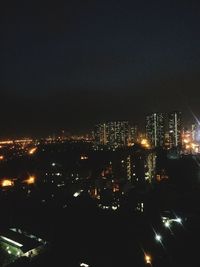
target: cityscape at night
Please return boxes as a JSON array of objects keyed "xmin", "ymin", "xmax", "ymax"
[
  {"xmin": 1, "ymin": 1, "xmax": 200, "ymax": 266},
  {"xmin": 0, "ymin": 116, "xmax": 200, "ymax": 266}
]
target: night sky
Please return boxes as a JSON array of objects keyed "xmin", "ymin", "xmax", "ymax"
[{"xmin": 1, "ymin": 0, "xmax": 200, "ymax": 137}]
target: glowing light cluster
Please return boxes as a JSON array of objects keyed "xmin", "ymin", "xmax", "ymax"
[
  {"xmin": 23, "ymin": 176, "xmax": 36, "ymax": 185},
  {"xmin": 28, "ymin": 147, "xmax": 37, "ymax": 155},
  {"xmin": 162, "ymin": 216, "xmax": 182, "ymax": 228},
  {"xmin": 80, "ymin": 155, "xmax": 88, "ymax": 160},
  {"xmin": 175, "ymin": 217, "xmax": 182, "ymax": 224},
  {"xmin": 182, "ymin": 131, "xmax": 200, "ymax": 154},
  {"xmin": 145, "ymin": 254, "xmax": 152, "ymax": 264},
  {"xmin": 1, "ymin": 179, "xmax": 14, "ymax": 187},
  {"xmin": 164, "ymin": 220, "xmax": 170, "ymax": 228},
  {"xmin": 141, "ymin": 139, "xmax": 150, "ymax": 149},
  {"xmin": 80, "ymin": 263, "xmax": 89, "ymax": 267},
  {"xmin": 0, "ymin": 141, "xmax": 13, "ymax": 145},
  {"xmin": 155, "ymin": 234, "xmax": 162, "ymax": 242},
  {"xmin": 73, "ymin": 190, "xmax": 83, "ymax": 197}
]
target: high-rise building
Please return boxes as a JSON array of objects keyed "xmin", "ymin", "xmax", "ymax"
[
  {"xmin": 129, "ymin": 125, "xmax": 138, "ymax": 144},
  {"xmin": 94, "ymin": 123, "xmax": 108, "ymax": 146},
  {"xmin": 168, "ymin": 111, "xmax": 182, "ymax": 148},
  {"xmin": 146, "ymin": 113, "xmax": 165, "ymax": 147},
  {"xmin": 191, "ymin": 123, "xmax": 200, "ymax": 142},
  {"xmin": 94, "ymin": 121, "xmax": 129, "ymax": 149},
  {"xmin": 191, "ymin": 124, "xmax": 197, "ymax": 142}
]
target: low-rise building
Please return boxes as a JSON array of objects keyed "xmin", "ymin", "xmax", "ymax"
[{"xmin": 0, "ymin": 228, "xmax": 48, "ymax": 266}]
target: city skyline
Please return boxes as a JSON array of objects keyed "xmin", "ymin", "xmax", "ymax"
[
  {"xmin": 0, "ymin": 109, "xmax": 197, "ymax": 140},
  {"xmin": 0, "ymin": 110, "xmax": 197, "ymax": 140}
]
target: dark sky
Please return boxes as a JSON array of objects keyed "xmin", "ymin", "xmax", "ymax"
[{"xmin": 1, "ymin": 0, "xmax": 200, "ymax": 137}]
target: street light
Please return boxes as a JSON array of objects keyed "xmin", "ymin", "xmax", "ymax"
[
  {"xmin": 145, "ymin": 254, "xmax": 152, "ymax": 265},
  {"xmin": 80, "ymin": 263, "xmax": 89, "ymax": 267},
  {"xmin": 175, "ymin": 217, "xmax": 182, "ymax": 224},
  {"xmin": 164, "ymin": 220, "xmax": 171, "ymax": 228},
  {"xmin": 155, "ymin": 234, "xmax": 162, "ymax": 242}
]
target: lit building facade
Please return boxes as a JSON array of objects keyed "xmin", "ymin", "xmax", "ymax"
[
  {"xmin": 182, "ymin": 124, "xmax": 200, "ymax": 154},
  {"xmin": 146, "ymin": 113, "xmax": 165, "ymax": 148},
  {"xmin": 0, "ymin": 228, "xmax": 48, "ymax": 265},
  {"xmin": 129, "ymin": 125, "xmax": 138, "ymax": 144},
  {"xmin": 191, "ymin": 123, "xmax": 200, "ymax": 143},
  {"xmin": 168, "ymin": 111, "xmax": 182, "ymax": 148},
  {"xmin": 94, "ymin": 121, "xmax": 130, "ymax": 149},
  {"xmin": 93, "ymin": 123, "xmax": 108, "ymax": 146}
]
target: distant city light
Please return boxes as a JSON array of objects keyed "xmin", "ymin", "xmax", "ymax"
[
  {"xmin": 1, "ymin": 179, "xmax": 14, "ymax": 187},
  {"xmin": 80, "ymin": 155, "xmax": 88, "ymax": 160},
  {"xmin": 80, "ymin": 263, "xmax": 89, "ymax": 267},
  {"xmin": 0, "ymin": 140, "xmax": 13, "ymax": 145},
  {"xmin": 0, "ymin": 155, "xmax": 4, "ymax": 160},
  {"xmin": 28, "ymin": 147, "xmax": 37, "ymax": 155},
  {"xmin": 145, "ymin": 254, "xmax": 152, "ymax": 264},
  {"xmin": 23, "ymin": 175, "xmax": 36, "ymax": 185},
  {"xmin": 164, "ymin": 220, "xmax": 171, "ymax": 228},
  {"xmin": 73, "ymin": 190, "xmax": 83, "ymax": 197},
  {"xmin": 162, "ymin": 216, "xmax": 183, "ymax": 227},
  {"xmin": 183, "ymin": 138, "xmax": 189, "ymax": 144},
  {"xmin": 175, "ymin": 217, "xmax": 182, "ymax": 224},
  {"xmin": 155, "ymin": 234, "xmax": 162, "ymax": 242},
  {"xmin": 141, "ymin": 139, "xmax": 150, "ymax": 149}
]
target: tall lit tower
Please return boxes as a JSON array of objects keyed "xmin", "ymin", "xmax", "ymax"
[
  {"xmin": 168, "ymin": 111, "xmax": 182, "ymax": 147},
  {"xmin": 109, "ymin": 121, "xmax": 129, "ymax": 147},
  {"xmin": 146, "ymin": 113, "xmax": 165, "ymax": 147},
  {"xmin": 129, "ymin": 125, "xmax": 138, "ymax": 143},
  {"xmin": 94, "ymin": 123, "xmax": 108, "ymax": 146}
]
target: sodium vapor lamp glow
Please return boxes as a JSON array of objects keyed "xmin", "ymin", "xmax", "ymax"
[
  {"xmin": 1, "ymin": 179, "xmax": 13, "ymax": 187},
  {"xmin": 28, "ymin": 147, "xmax": 37, "ymax": 155},
  {"xmin": 24, "ymin": 175, "xmax": 36, "ymax": 185},
  {"xmin": 145, "ymin": 254, "xmax": 152, "ymax": 264}
]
